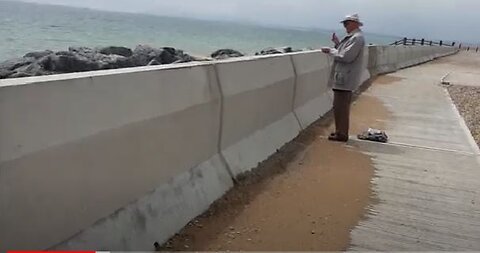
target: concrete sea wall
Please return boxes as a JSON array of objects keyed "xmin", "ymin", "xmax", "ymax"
[{"xmin": 0, "ymin": 45, "xmax": 457, "ymax": 251}]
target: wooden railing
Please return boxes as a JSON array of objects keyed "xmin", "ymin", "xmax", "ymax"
[
  {"xmin": 460, "ymin": 45, "xmax": 480, "ymax": 52},
  {"xmin": 390, "ymin": 38, "xmax": 454, "ymax": 47},
  {"xmin": 390, "ymin": 37, "xmax": 479, "ymax": 52}
]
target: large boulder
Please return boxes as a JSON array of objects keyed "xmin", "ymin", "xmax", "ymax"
[
  {"xmin": 7, "ymin": 71, "xmax": 32, "ymax": 79},
  {"xmin": 0, "ymin": 69, "xmax": 14, "ymax": 79},
  {"xmin": 8, "ymin": 62, "xmax": 50, "ymax": 78},
  {"xmin": 255, "ymin": 46, "xmax": 301, "ymax": 56},
  {"xmin": 0, "ymin": 57, "xmax": 35, "ymax": 71},
  {"xmin": 98, "ymin": 46, "xmax": 133, "ymax": 57},
  {"xmin": 131, "ymin": 45, "xmax": 177, "ymax": 65},
  {"xmin": 69, "ymin": 46, "xmax": 95, "ymax": 54},
  {"xmin": 172, "ymin": 49, "xmax": 195, "ymax": 63},
  {"xmin": 97, "ymin": 54, "xmax": 135, "ymax": 69},
  {"xmin": 55, "ymin": 51, "xmax": 76, "ymax": 57},
  {"xmin": 24, "ymin": 50, "xmax": 53, "ymax": 59},
  {"xmin": 40, "ymin": 54, "xmax": 100, "ymax": 73},
  {"xmin": 131, "ymin": 45, "xmax": 161, "ymax": 66},
  {"xmin": 255, "ymin": 47, "xmax": 282, "ymax": 56},
  {"xmin": 165, "ymin": 47, "xmax": 195, "ymax": 63},
  {"xmin": 211, "ymin": 49, "xmax": 244, "ymax": 60},
  {"xmin": 68, "ymin": 47, "xmax": 97, "ymax": 59},
  {"xmin": 23, "ymin": 62, "xmax": 47, "ymax": 76},
  {"xmin": 158, "ymin": 48, "xmax": 176, "ymax": 64},
  {"xmin": 0, "ymin": 57, "xmax": 47, "ymax": 79},
  {"xmin": 162, "ymin": 47, "xmax": 177, "ymax": 56}
]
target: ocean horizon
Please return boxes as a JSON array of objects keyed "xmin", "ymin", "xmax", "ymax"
[{"xmin": 0, "ymin": 0, "xmax": 400, "ymax": 61}]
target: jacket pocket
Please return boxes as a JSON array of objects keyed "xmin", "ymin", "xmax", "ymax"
[{"xmin": 334, "ymin": 71, "xmax": 350, "ymax": 85}]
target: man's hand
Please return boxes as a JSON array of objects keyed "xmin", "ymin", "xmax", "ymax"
[
  {"xmin": 331, "ymin": 32, "xmax": 340, "ymax": 46},
  {"xmin": 321, "ymin": 47, "xmax": 331, "ymax": 53}
]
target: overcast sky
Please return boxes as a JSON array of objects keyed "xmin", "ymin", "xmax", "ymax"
[{"xmin": 15, "ymin": 0, "xmax": 480, "ymax": 43}]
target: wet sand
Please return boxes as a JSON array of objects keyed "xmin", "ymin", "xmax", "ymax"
[{"xmin": 160, "ymin": 82, "xmax": 391, "ymax": 251}]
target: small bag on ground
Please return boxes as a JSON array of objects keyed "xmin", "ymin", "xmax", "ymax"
[{"xmin": 357, "ymin": 128, "xmax": 388, "ymax": 143}]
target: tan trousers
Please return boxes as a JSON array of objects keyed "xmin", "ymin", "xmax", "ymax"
[{"xmin": 333, "ymin": 89, "xmax": 353, "ymax": 137}]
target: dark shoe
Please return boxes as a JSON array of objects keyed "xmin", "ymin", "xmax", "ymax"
[{"xmin": 328, "ymin": 133, "xmax": 349, "ymax": 142}]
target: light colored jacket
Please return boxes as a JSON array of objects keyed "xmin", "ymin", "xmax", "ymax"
[{"xmin": 331, "ymin": 29, "xmax": 365, "ymax": 91}]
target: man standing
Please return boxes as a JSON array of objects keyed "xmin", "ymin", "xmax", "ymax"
[{"xmin": 321, "ymin": 14, "xmax": 365, "ymax": 142}]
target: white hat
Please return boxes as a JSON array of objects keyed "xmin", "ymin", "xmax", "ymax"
[{"xmin": 341, "ymin": 14, "xmax": 363, "ymax": 26}]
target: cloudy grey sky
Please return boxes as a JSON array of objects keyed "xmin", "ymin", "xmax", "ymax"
[{"xmin": 15, "ymin": 0, "xmax": 480, "ymax": 43}]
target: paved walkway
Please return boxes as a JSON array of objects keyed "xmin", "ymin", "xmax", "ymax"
[
  {"xmin": 442, "ymin": 51, "xmax": 480, "ymax": 87},
  {"xmin": 349, "ymin": 52, "xmax": 480, "ymax": 251}
]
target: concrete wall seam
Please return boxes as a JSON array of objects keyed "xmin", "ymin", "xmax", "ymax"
[
  {"xmin": 288, "ymin": 55, "xmax": 304, "ymax": 130},
  {"xmin": 212, "ymin": 63, "xmax": 237, "ymax": 182}
]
